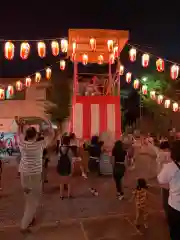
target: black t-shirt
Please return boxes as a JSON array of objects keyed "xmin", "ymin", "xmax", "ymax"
[
  {"xmin": 88, "ymin": 144, "xmax": 101, "ymax": 158},
  {"xmin": 112, "ymin": 148, "xmax": 126, "ymax": 163}
]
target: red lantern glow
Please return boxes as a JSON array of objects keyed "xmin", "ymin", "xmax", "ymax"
[
  {"xmin": 4, "ymin": 41, "xmax": 15, "ymax": 60},
  {"xmin": 0, "ymin": 88, "xmax": 5, "ymax": 99},
  {"xmin": 109, "ymin": 53, "xmax": 115, "ymax": 64},
  {"xmin": 157, "ymin": 95, "xmax": 163, "ymax": 104},
  {"xmin": 150, "ymin": 90, "xmax": 156, "ymax": 100},
  {"xmin": 142, "ymin": 85, "xmax": 148, "ymax": 95},
  {"xmin": 170, "ymin": 64, "xmax": 179, "ymax": 80},
  {"xmin": 7, "ymin": 85, "xmax": 14, "ymax": 96},
  {"xmin": 89, "ymin": 38, "xmax": 96, "ymax": 51},
  {"xmin": 35, "ymin": 72, "xmax": 41, "ymax": 83},
  {"xmin": 51, "ymin": 41, "xmax": 59, "ymax": 56},
  {"xmin": 126, "ymin": 72, "xmax": 132, "ymax": 83},
  {"xmin": 82, "ymin": 54, "xmax": 88, "ymax": 65},
  {"xmin": 16, "ymin": 81, "xmax": 23, "ymax": 91},
  {"xmin": 20, "ymin": 42, "xmax": 30, "ymax": 60},
  {"xmin": 25, "ymin": 77, "xmax": 31, "ymax": 87},
  {"xmin": 133, "ymin": 79, "xmax": 140, "ymax": 89},
  {"xmin": 60, "ymin": 39, "xmax": 68, "ymax": 53},
  {"xmin": 164, "ymin": 99, "xmax": 170, "ymax": 108},
  {"xmin": 37, "ymin": 41, "xmax": 46, "ymax": 58},
  {"xmin": 119, "ymin": 65, "xmax": 124, "ymax": 75},
  {"xmin": 156, "ymin": 58, "xmax": 164, "ymax": 72},
  {"xmin": 113, "ymin": 45, "xmax": 119, "ymax": 58},
  {"xmin": 107, "ymin": 40, "xmax": 114, "ymax": 52},
  {"xmin": 129, "ymin": 47, "xmax": 137, "ymax": 62},
  {"xmin": 173, "ymin": 102, "xmax": 178, "ymax": 112},
  {"xmin": 142, "ymin": 53, "xmax": 150, "ymax": 67},
  {"xmin": 46, "ymin": 68, "xmax": 52, "ymax": 80},
  {"xmin": 97, "ymin": 55, "xmax": 104, "ymax": 64},
  {"xmin": 60, "ymin": 60, "xmax": 66, "ymax": 70}
]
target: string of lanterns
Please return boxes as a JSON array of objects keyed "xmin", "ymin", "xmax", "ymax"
[
  {"xmin": 127, "ymin": 43, "xmax": 180, "ymax": 80},
  {"xmin": 118, "ymin": 65, "xmax": 180, "ymax": 113}
]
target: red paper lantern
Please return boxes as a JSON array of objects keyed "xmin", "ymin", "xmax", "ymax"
[
  {"xmin": 150, "ymin": 90, "xmax": 156, "ymax": 100},
  {"xmin": 72, "ymin": 41, "xmax": 77, "ymax": 54},
  {"xmin": 46, "ymin": 68, "xmax": 52, "ymax": 80},
  {"xmin": 129, "ymin": 47, "xmax": 137, "ymax": 62},
  {"xmin": 4, "ymin": 41, "xmax": 15, "ymax": 60},
  {"xmin": 25, "ymin": 77, "xmax": 31, "ymax": 87},
  {"xmin": 16, "ymin": 81, "xmax": 23, "ymax": 91},
  {"xmin": 20, "ymin": 42, "xmax": 30, "ymax": 60},
  {"xmin": 126, "ymin": 72, "xmax": 132, "ymax": 83},
  {"xmin": 156, "ymin": 58, "xmax": 164, "ymax": 72},
  {"xmin": 157, "ymin": 95, "xmax": 163, "ymax": 104},
  {"xmin": 173, "ymin": 102, "xmax": 179, "ymax": 112},
  {"xmin": 119, "ymin": 65, "xmax": 124, "ymax": 75},
  {"xmin": 107, "ymin": 40, "xmax": 114, "ymax": 52},
  {"xmin": 35, "ymin": 72, "xmax": 41, "ymax": 82},
  {"xmin": 109, "ymin": 53, "xmax": 115, "ymax": 64},
  {"xmin": 142, "ymin": 53, "xmax": 150, "ymax": 67},
  {"xmin": 82, "ymin": 54, "xmax": 88, "ymax": 65},
  {"xmin": 97, "ymin": 55, "xmax": 104, "ymax": 64},
  {"xmin": 51, "ymin": 41, "xmax": 59, "ymax": 56},
  {"xmin": 133, "ymin": 79, "xmax": 140, "ymax": 89},
  {"xmin": 89, "ymin": 38, "xmax": 96, "ymax": 51},
  {"xmin": 170, "ymin": 64, "xmax": 179, "ymax": 80},
  {"xmin": 0, "ymin": 88, "xmax": 5, "ymax": 99},
  {"xmin": 7, "ymin": 85, "xmax": 14, "ymax": 96},
  {"xmin": 61, "ymin": 39, "xmax": 68, "ymax": 53},
  {"xmin": 113, "ymin": 45, "xmax": 119, "ymax": 58},
  {"xmin": 142, "ymin": 85, "xmax": 148, "ymax": 95},
  {"xmin": 60, "ymin": 60, "xmax": 66, "ymax": 70},
  {"xmin": 164, "ymin": 99, "xmax": 170, "ymax": 108},
  {"xmin": 37, "ymin": 41, "xmax": 46, "ymax": 58}
]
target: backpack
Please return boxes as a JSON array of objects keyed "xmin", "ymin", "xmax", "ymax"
[{"xmin": 57, "ymin": 146, "xmax": 71, "ymax": 174}]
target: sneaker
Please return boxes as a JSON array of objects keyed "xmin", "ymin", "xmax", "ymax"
[
  {"xmin": 144, "ymin": 223, "xmax": 148, "ymax": 229},
  {"xmin": 118, "ymin": 195, "xmax": 124, "ymax": 200},
  {"xmin": 93, "ymin": 190, "xmax": 99, "ymax": 196},
  {"xmin": 89, "ymin": 188, "xmax": 99, "ymax": 196}
]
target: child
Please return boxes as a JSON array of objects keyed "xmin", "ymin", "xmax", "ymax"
[{"xmin": 132, "ymin": 178, "xmax": 148, "ymax": 229}]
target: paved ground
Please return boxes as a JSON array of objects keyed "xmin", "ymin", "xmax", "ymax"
[{"xmin": 0, "ymin": 152, "xmax": 170, "ymax": 239}]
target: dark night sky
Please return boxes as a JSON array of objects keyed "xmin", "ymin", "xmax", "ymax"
[{"xmin": 0, "ymin": 1, "xmax": 180, "ymax": 77}]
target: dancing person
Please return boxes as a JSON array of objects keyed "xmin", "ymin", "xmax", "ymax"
[
  {"xmin": 57, "ymin": 136, "xmax": 73, "ymax": 199},
  {"xmin": 158, "ymin": 140, "xmax": 180, "ymax": 239},
  {"xmin": 18, "ymin": 125, "xmax": 55, "ymax": 234},
  {"xmin": 111, "ymin": 140, "xmax": 127, "ymax": 200}
]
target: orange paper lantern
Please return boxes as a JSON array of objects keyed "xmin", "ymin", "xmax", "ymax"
[
  {"xmin": 156, "ymin": 58, "xmax": 164, "ymax": 72},
  {"xmin": 107, "ymin": 40, "xmax": 114, "ymax": 52},
  {"xmin": 129, "ymin": 47, "xmax": 137, "ymax": 62},
  {"xmin": 157, "ymin": 95, "xmax": 163, "ymax": 104},
  {"xmin": 25, "ymin": 77, "xmax": 31, "ymax": 87},
  {"xmin": 173, "ymin": 102, "xmax": 179, "ymax": 112},
  {"xmin": 113, "ymin": 45, "xmax": 119, "ymax": 58},
  {"xmin": 60, "ymin": 60, "xmax": 66, "ymax": 70},
  {"xmin": 72, "ymin": 41, "xmax": 77, "ymax": 54},
  {"xmin": 35, "ymin": 72, "xmax": 41, "ymax": 82},
  {"xmin": 16, "ymin": 81, "xmax": 23, "ymax": 91},
  {"xmin": 89, "ymin": 38, "xmax": 96, "ymax": 51},
  {"xmin": 60, "ymin": 39, "xmax": 68, "ymax": 53},
  {"xmin": 126, "ymin": 72, "xmax": 132, "ymax": 83},
  {"xmin": 150, "ymin": 90, "xmax": 156, "ymax": 100},
  {"xmin": 82, "ymin": 54, "xmax": 88, "ymax": 65},
  {"xmin": 97, "ymin": 55, "xmax": 104, "ymax": 64},
  {"xmin": 20, "ymin": 42, "xmax": 30, "ymax": 60},
  {"xmin": 142, "ymin": 53, "xmax": 150, "ymax": 67},
  {"xmin": 170, "ymin": 64, "xmax": 179, "ymax": 80},
  {"xmin": 7, "ymin": 85, "xmax": 14, "ymax": 96},
  {"xmin": 51, "ymin": 41, "xmax": 59, "ymax": 56},
  {"xmin": 133, "ymin": 79, "xmax": 140, "ymax": 89},
  {"xmin": 164, "ymin": 99, "xmax": 170, "ymax": 108},
  {"xmin": 119, "ymin": 65, "xmax": 124, "ymax": 75},
  {"xmin": 109, "ymin": 53, "xmax": 115, "ymax": 64},
  {"xmin": 0, "ymin": 88, "xmax": 5, "ymax": 99},
  {"xmin": 37, "ymin": 41, "xmax": 46, "ymax": 58},
  {"xmin": 142, "ymin": 85, "xmax": 148, "ymax": 95},
  {"xmin": 4, "ymin": 41, "xmax": 15, "ymax": 60},
  {"xmin": 46, "ymin": 68, "xmax": 52, "ymax": 80}
]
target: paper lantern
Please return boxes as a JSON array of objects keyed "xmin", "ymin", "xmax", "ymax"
[
  {"xmin": 142, "ymin": 85, "xmax": 148, "ymax": 95},
  {"xmin": 60, "ymin": 39, "xmax": 68, "ymax": 53},
  {"xmin": 37, "ymin": 41, "xmax": 46, "ymax": 58},
  {"xmin": 82, "ymin": 54, "xmax": 88, "ymax": 65},
  {"xmin": 173, "ymin": 102, "xmax": 179, "ymax": 112},
  {"xmin": 126, "ymin": 72, "xmax": 132, "ymax": 83},
  {"xmin": 97, "ymin": 55, "xmax": 104, "ymax": 64},
  {"xmin": 25, "ymin": 77, "xmax": 31, "ymax": 87},
  {"xmin": 71, "ymin": 53, "xmax": 76, "ymax": 61},
  {"xmin": 46, "ymin": 68, "xmax": 52, "ymax": 80},
  {"xmin": 0, "ymin": 88, "xmax": 5, "ymax": 99},
  {"xmin": 164, "ymin": 99, "xmax": 170, "ymax": 108},
  {"xmin": 156, "ymin": 58, "xmax": 164, "ymax": 72},
  {"xmin": 60, "ymin": 60, "xmax": 66, "ymax": 70},
  {"xmin": 89, "ymin": 38, "xmax": 96, "ymax": 51},
  {"xmin": 7, "ymin": 85, "xmax": 14, "ymax": 96},
  {"xmin": 72, "ymin": 41, "xmax": 77, "ymax": 54},
  {"xmin": 107, "ymin": 40, "xmax": 114, "ymax": 52},
  {"xmin": 129, "ymin": 47, "xmax": 137, "ymax": 62},
  {"xmin": 142, "ymin": 53, "xmax": 150, "ymax": 67},
  {"xmin": 16, "ymin": 81, "xmax": 23, "ymax": 91},
  {"xmin": 4, "ymin": 41, "xmax": 15, "ymax": 60},
  {"xmin": 113, "ymin": 45, "xmax": 119, "ymax": 58},
  {"xmin": 157, "ymin": 95, "xmax": 163, "ymax": 104},
  {"xmin": 51, "ymin": 41, "xmax": 59, "ymax": 56},
  {"xmin": 35, "ymin": 72, "xmax": 41, "ymax": 82},
  {"xmin": 170, "ymin": 64, "xmax": 179, "ymax": 80},
  {"xmin": 119, "ymin": 65, "xmax": 124, "ymax": 75},
  {"xmin": 20, "ymin": 42, "xmax": 30, "ymax": 60},
  {"xmin": 109, "ymin": 53, "xmax": 115, "ymax": 64},
  {"xmin": 150, "ymin": 90, "xmax": 156, "ymax": 100},
  {"xmin": 133, "ymin": 79, "xmax": 140, "ymax": 89}
]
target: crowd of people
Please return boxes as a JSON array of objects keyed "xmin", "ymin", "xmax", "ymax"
[{"xmin": 0, "ymin": 120, "xmax": 180, "ymax": 239}]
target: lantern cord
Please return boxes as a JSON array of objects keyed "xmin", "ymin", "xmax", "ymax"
[{"xmin": 127, "ymin": 42, "xmax": 178, "ymax": 65}]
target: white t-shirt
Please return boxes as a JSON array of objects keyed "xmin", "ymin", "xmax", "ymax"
[
  {"xmin": 158, "ymin": 162, "xmax": 180, "ymax": 211},
  {"xmin": 156, "ymin": 151, "xmax": 171, "ymax": 173}
]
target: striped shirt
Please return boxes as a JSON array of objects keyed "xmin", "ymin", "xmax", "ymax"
[{"xmin": 18, "ymin": 137, "xmax": 47, "ymax": 175}]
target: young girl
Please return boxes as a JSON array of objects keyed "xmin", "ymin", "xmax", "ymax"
[{"xmin": 132, "ymin": 178, "xmax": 148, "ymax": 229}]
